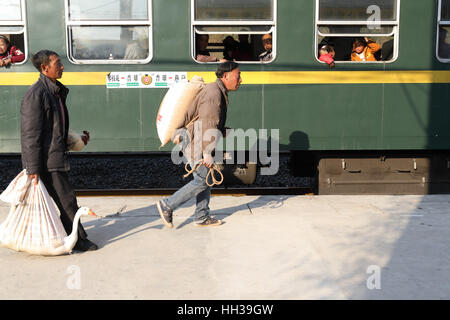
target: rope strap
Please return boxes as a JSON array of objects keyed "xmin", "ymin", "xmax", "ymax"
[{"xmin": 183, "ymin": 159, "xmax": 224, "ymax": 187}]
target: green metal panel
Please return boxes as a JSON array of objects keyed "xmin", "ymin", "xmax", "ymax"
[
  {"xmin": 263, "ymin": 84, "xmax": 383, "ymax": 150},
  {"xmin": 1, "ymin": 0, "xmax": 450, "ymax": 153}
]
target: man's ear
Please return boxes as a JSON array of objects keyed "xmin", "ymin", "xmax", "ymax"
[
  {"xmin": 40, "ymin": 64, "xmax": 47, "ymax": 73},
  {"xmin": 222, "ymin": 71, "xmax": 229, "ymax": 81}
]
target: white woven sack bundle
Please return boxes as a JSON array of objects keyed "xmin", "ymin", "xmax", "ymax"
[
  {"xmin": 67, "ymin": 129, "xmax": 85, "ymax": 151},
  {"xmin": 0, "ymin": 169, "xmax": 31, "ymax": 205},
  {"xmin": 156, "ymin": 75, "xmax": 204, "ymax": 147},
  {"xmin": 0, "ymin": 170, "xmax": 68, "ymax": 255}
]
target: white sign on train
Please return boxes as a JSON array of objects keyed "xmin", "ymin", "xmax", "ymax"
[{"xmin": 106, "ymin": 72, "xmax": 188, "ymax": 88}]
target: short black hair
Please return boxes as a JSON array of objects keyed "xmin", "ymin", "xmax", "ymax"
[
  {"xmin": 31, "ymin": 50, "xmax": 59, "ymax": 72},
  {"xmin": 215, "ymin": 61, "xmax": 239, "ymax": 78}
]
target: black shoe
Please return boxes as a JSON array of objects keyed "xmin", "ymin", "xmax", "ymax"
[
  {"xmin": 73, "ymin": 239, "xmax": 98, "ymax": 252},
  {"xmin": 157, "ymin": 200, "xmax": 173, "ymax": 228},
  {"xmin": 194, "ymin": 216, "xmax": 223, "ymax": 227}
]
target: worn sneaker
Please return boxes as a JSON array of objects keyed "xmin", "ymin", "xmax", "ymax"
[
  {"xmin": 157, "ymin": 200, "xmax": 173, "ymax": 228},
  {"xmin": 194, "ymin": 216, "xmax": 223, "ymax": 227}
]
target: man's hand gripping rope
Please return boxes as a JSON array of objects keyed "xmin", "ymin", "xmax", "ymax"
[{"xmin": 183, "ymin": 159, "xmax": 224, "ymax": 187}]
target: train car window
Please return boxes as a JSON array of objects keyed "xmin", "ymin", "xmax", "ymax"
[
  {"xmin": 437, "ymin": 0, "xmax": 450, "ymax": 62},
  {"xmin": 318, "ymin": 0, "xmax": 397, "ymax": 21},
  {"xmin": 0, "ymin": 0, "xmax": 27, "ymax": 66},
  {"xmin": 191, "ymin": 0, "xmax": 276, "ymax": 63},
  {"xmin": 316, "ymin": 0, "xmax": 399, "ymax": 64},
  {"xmin": 65, "ymin": 0, "xmax": 152, "ymax": 64},
  {"xmin": 195, "ymin": 0, "xmax": 273, "ymax": 20}
]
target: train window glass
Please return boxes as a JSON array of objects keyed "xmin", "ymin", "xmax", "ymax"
[
  {"xmin": 318, "ymin": 26, "xmax": 394, "ymax": 35},
  {"xmin": 441, "ymin": 0, "xmax": 450, "ymax": 20},
  {"xmin": 196, "ymin": 26, "xmax": 272, "ymax": 33},
  {"xmin": 70, "ymin": 26, "xmax": 149, "ymax": 60},
  {"xmin": 65, "ymin": 0, "xmax": 152, "ymax": 64},
  {"xmin": 318, "ymin": 0, "xmax": 397, "ymax": 21},
  {"xmin": 69, "ymin": 0, "xmax": 148, "ymax": 21},
  {"xmin": 0, "ymin": 0, "xmax": 27, "ymax": 66},
  {"xmin": 316, "ymin": 0, "xmax": 399, "ymax": 63},
  {"xmin": 437, "ymin": 0, "xmax": 450, "ymax": 62},
  {"xmin": 1, "ymin": 0, "xmax": 22, "ymax": 20},
  {"xmin": 192, "ymin": 0, "xmax": 276, "ymax": 63},
  {"xmin": 195, "ymin": 0, "xmax": 273, "ymax": 21}
]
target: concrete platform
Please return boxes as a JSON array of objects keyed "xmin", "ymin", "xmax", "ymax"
[{"xmin": 1, "ymin": 194, "xmax": 450, "ymax": 300}]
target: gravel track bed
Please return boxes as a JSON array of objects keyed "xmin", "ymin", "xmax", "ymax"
[{"xmin": 0, "ymin": 154, "xmax": 313, "ymax": 190}]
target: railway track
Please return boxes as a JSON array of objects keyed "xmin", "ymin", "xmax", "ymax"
[
  {"xmin": 75, "ymin": 187, "xmax": 315, "ymax": 197},
  {"xmin": 1, "ymin": 153, "xmax": 315, "ymax": 196}
]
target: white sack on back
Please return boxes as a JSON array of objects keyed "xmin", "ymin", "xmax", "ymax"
[
  {"xmin": 156, "ymin": 75, "xmax": 204, "ymax": 147},
  {"xmin": 0, "ymin": 170, "xmax": 68, "ymax": 255},
  {"xmin": 67, "ymin": 129, "xmax": 86, "ymax": 151}
]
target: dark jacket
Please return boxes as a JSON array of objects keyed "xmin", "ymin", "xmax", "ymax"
[
  {"xmin": 21, "ymin": 73, "xmax": 70, "ymax": 174},
  {"xmin": 181, "ymin": 78, "xmax": 228, "ymax": 162}
]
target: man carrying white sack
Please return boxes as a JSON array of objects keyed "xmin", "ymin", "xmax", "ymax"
[
  {"xmin": 157, "ymin": 62, "xmax": 242, "ymax": 228},
  {"xmin": 20, "ymin": 50, "xmax": 97, "ymax": 251}
]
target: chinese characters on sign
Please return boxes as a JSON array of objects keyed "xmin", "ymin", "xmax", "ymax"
[{"xmin": 106, "ymin": 72, "xmax": 188, "ymax": 88}]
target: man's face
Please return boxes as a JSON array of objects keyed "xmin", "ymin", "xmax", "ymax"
[
  {"xmin": 197, "ymin": 35, "xmax": 209, "ymax": 51},
  {"xmin": 222, "ymin": 68, "xmax": 242, "ymax": 91},
  {"xmin": 239, "ymin": 34, "xmax": 249, "ymax": 43},
  {"xmin": 42, "ymin": 55, "xmax": 64, "ymax": 81},
  {"xmin": 262, "ymin": 35, "xmax": 272, "ymax": 52}
]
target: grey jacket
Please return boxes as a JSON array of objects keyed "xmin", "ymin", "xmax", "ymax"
[
  {"xmin": 180, "ymin": 78, "xmax": 228, "ymax": 162},
  {"xmin": 21, "ymin": 73, "xmax": 70, "ymax": 174}
]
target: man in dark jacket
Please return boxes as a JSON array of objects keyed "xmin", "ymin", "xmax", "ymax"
[
  {"xmin": 157, "ymin": 62, "xmax": 242, "ymax": 228},
  {"xmin": 21, "ymin": 50, "xmax": 97, "ymax": 251}
]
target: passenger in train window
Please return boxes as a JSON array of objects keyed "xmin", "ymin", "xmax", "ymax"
[
  {"xmin": 438, "ymin": 28, "xmax": 450, "ymax": 59},
  {"xmin": 351, "ymin": 37, "xmax": 381, "ymax": 62},
  {"xmin": 232, "ymin": 33, "xmax": 255, "ymax": 61},
  {"xmin": 320, "ymin": 36, "xmax": 353, "ymax": 61},
  {"xmin": 124, "ymin": 41, "xmax": 147, "ymax": 60},
  {"xmin": 123, "ymin": 27, "xmax": 148, "ymax": 60},
  {"xmin": 0, "ymin": 35, "xmax": 25, "ymax": 67},
  {"xmin": 196, "ymin": 34, "xmax": 226, "ymax": 63},
  {"xmin": 381, "ymin": 38, "xmax": 394, "ymax": 61},
  {"xmin": 222, "ymin": 36, "xmax": 238, "ymax": 61},
  {"xmin": 258, "ymin": 33, "xmax": 273, "ymax": 62},
  {"xmin": 318, "ymin": 44, "xmax": 335, "ymax": 69}
]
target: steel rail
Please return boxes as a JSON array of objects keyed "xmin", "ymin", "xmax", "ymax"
[{"xmin": 75, "ymin": 187, "xmax": 315, "ymax": 197}]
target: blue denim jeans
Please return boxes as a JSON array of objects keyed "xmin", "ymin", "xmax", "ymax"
[{"xmin": 163, "ymin": 161, "xmax": 211, "ymax": 222}]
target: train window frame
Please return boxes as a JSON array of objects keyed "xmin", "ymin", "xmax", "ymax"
[
  {"xmin": 191, "ymin": 0, "xmax": 277, "ymax": 64},
  {"xmin": 437, "ymin": 0, "xmax": 450, "ymax": 63},
  {"xmin": 0, "ymin": 0, "xmax": 28, "ymax": 66},
  {"xmin": 64, "ymin": 0, "xmax": 153, "ymax": 65},
  {"xmin": 315, "ymin": 0, "xmax": 400, "ymax": 64}
]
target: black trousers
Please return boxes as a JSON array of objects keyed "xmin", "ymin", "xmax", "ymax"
[{"xmin": 39, "ymin": 171, "xmax": 87, "ymax": 241}]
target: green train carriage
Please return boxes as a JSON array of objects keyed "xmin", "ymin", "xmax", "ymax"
[{"xmin": 1, "ymin": 0, "xmax": 450, "ymax": 194}]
